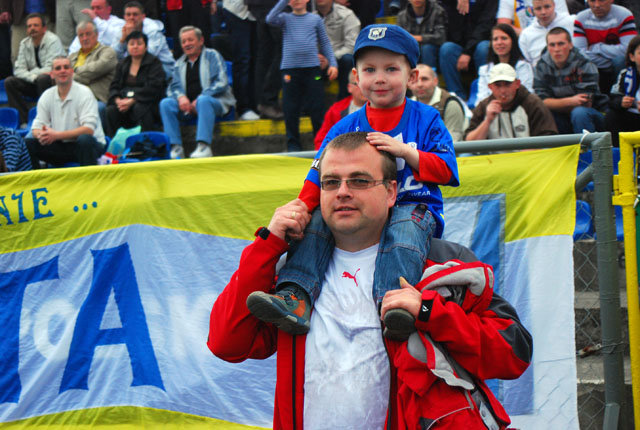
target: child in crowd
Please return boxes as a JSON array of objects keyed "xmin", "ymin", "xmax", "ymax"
[
  {"xmin": 247, "ymin": 24, "xmax": 459, "ymax": 341},
  {"xmin": 266, "ymin": 0, "xmax": 338, "ymax": 152},
  {"xmin": 606, "ymin": 35, "xmax": 640, "ymax": 147}
]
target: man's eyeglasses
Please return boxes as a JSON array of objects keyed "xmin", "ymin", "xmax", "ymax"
[{"xmin": 320, "ymin": 178, "xmax": 388, "ymax": 191}]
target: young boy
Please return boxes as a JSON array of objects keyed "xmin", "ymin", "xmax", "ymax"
[
  {"xmin": 247, "ymin": 24, "xmax": 459, "ymax": 340},
  {"xmin": 518, "ymin": 0, "xmax": 574, "ymax": 66},
  {"xmin": 266, "ymin": 0, "xmax": 338, "ymax": 152}
]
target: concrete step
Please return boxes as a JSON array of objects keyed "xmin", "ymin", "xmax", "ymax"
[{"xmin": 574, "ymin": 290, "xmax": 629, "ymax": 353}]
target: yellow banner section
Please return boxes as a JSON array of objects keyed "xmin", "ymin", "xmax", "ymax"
[
  {"xmin": 443, "ymin": 145, "xmax": 579, "ymax": 242},
  {"xmin": 1, "ymin": 407, "xmax": 268, "ymax": 429},
  {"xmin": 0, "ymin": 156, "xmax": 311, "ymax": 254}
]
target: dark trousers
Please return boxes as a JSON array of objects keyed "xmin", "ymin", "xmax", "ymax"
[
  {"xmin": 605, "ymin": 108, "xmax": 640, "ymax": 147},
  {"xmin": 248, "ymin": 5, "xmax": 282, "ymax": 108},
  {"xmin": 167, "ymin": 0, "xmax": 212, "ymax": 59},
  {"xmin": 5, "ymin": 75, "xmax": 53, "ymax": 123},
  {"xmin": 223, "ymin": 9, "xmax": 256, "ymax": 115},
  {"xmin": 105, "ymin": 103, "xmax": 158, "ymax": 137},
  {"xmin": 26, "ymin": 134, "xmax": 104, "ymax": 167},
  {"xmin": 281, "ymin": 67, "xmax": 325, "ymax": 152},
  {"xmin": 0, "ymin": 24, "xmax": 11, "ymax": 79},
  {"xmin": 336, "ymin": 54, "xmax": 354, "ymax": 100}
]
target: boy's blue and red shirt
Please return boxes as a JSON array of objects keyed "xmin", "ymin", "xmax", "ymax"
[{"xmin": 300, "ymin": 98, "xmax": 459, "ymax": 238}]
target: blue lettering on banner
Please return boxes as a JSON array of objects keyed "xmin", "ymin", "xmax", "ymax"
[
  {"xmin": 0, "ymin": 188, "xmax": 54, "ymax": 227},
  {"xmin": 31, "ymin": 188, "xmax": 54, "ymax": 220},
  {"xmin": 60, "ymin": 243, "xmax": 164, "ymax": 393},
  {"xmin": 0, "ymin": 257, "xmax": 60, "ymax": 404},
  {"xmin": 11, "ymin": 192, "xmax": 28, "ymax": 223}
]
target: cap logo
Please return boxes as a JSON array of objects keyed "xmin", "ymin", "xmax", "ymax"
[{"xmin": 367, "ymin": 27, "xmax": 387, "ymax": 40}]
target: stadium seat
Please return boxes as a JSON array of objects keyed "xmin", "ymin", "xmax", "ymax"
[
  {"xmin": 467, "ymin": 79, "xmax": 479, "ymax": 109},
  {"xmin": 574, "ymin": 200, "xmax": 594, "ymax": 241},
  {"xmin": 17, "ymin": 106, "xmax": 37, "ymax": 137},
  {"xmin": 0, "ymin": 107, "xmax": 19, "ymax": 129},
  {"xmin": 120, "ymin": 131, "xmax": 171, "ymax": 162}
]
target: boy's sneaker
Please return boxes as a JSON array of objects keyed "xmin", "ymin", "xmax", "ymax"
[
  {"xmin": 246, "ymin": 284, "xmax": 311, "ymax": 335},
  {"xmin": 383, "ymin": 308, "xmax": 416, "ymax": 341}
]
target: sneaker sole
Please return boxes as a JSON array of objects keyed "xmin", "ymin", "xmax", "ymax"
[
  {"xmin": 383, "ymin": 308, "xmax": 416, "ymax": 341},
  {"xmin": 246, "ymin": 292, "xmax": 310, "ymax": 335}
]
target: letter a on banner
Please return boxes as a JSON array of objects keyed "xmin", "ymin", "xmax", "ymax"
[{"xmin": 60, "ymin": 243, "xmax": 164, "ymax": 393}]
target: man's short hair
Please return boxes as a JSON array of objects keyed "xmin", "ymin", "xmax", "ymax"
[
  {"xmin": 25, "ymin": 13, "xmax": 45, "ymax": 27},
  {"xmin": 416, "ymin": 63, "xmax": 436, "ymax": 79},
  {"xmin": 76, "ymin": 20, "xmax": 98, "ymax": 35},
  {"xmin": 546, "ymin": 26, "xmax": 572, "ymax": 43},
  {"xmin": 319, "ymin": 132, "xmax": 397, "ymax": 181},
  {"xmin": 179, "ymin": 26, "xmax": 203, "ymax": 40},
  {"xmin": 52, "ymin": 55, "xmax": 71, "ymax": 65},
  {"xmin": 124, "ymin": 1, "xmax": 145, "ymax": 13}
]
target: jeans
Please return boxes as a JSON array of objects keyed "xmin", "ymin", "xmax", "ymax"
[
  {"xmin": 552, "ymin": 107, "xmax": 605, "ymax": 134},
  {"xmin": 26, "ymin": 134, "xmax": 104, "ymax": 167},
  {"xmin": 419, "ymin": 44, "xmax": 438, "ymax": 70},
  {"xmin": 223, "ymin": 9, "xmax": 256, "ymax": 115},
  {"xmin": 159, "ymin": 95, "xmax": 224, "ymax": 145},
  {"xmin": 276, "ymin": 203, "xmax": 435, "ymax": 308},
  {"xmin": 438, "ymin": 40, "xmax": 490, "ymax": 100},
  {"xmin": 281, "ymin": 67, "xmax": 325, "ymax": 152}
]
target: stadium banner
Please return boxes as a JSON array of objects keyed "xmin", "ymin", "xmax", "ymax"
[{"xmin": 0, "ymin": 146, "xmax": 579, "ymax": 429}]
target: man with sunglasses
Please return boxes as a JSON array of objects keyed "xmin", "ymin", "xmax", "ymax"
[{"xmin": 208, "ymin": 131, "xmax": 532, "ymax": 429}]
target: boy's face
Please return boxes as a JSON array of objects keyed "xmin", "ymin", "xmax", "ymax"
[
  {"xmin": 289, "ymin": 0, "xmax": 309, "ymax": 13},
  {"xmin": 354, "ymin": 49, "xmax": 416, "ymax": 109},
  {"xmin": 532, "ymin": 0, "xmax": 555, "ymax": 27}
]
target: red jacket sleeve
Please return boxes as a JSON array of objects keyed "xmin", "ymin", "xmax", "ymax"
[
  {"xmin": 207, "ymin": 230, "xmax": 288, "ymax": 363},
  {"xmin": 413, "ymin": 151, "xmax": 453, "ymax": 184},
  {"xmin": 298, "ymin": 180, "xmax": 321, "ymax": 213}
]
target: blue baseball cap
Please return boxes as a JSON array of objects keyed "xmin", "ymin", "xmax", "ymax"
[{"xmin": 353, "ymin": 24, "xmax": 420, "ymax": 69}]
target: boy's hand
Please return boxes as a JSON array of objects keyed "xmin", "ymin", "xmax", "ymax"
[
  {"xmin": 318, "ymin": 54, "xmax": 328, "ymax": 70},
  {"xmin": 326, "ymin": 66, "xmax": 338, "ymax": 81},
  {"xmin": 366, "ymin": 132, "xmax": 406, "ymax": 158},
  {"xmin": 380, "ymin": 277, "xmax": 421, "ymax": 320}
]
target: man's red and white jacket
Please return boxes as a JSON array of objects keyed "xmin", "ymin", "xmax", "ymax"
[{"xmin": 207, "ymin": 233, "xmax": 532, "ymax": 429}]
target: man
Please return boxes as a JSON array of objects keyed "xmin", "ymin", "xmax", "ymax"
[
  {"xmin": 26, "ymin": 56, "xmax": 106, "ymax": 167},
  {"xmin": 0, "ymin": 0, "xmax": 55, "ymax": 63},
  {"xmin": 410, "ymin": 64, "xmax": 466, "ymax": 142},
  {"xmin": 534, "ymin": 27, "xmax": 608, "ymax": 134},
  {"xmin": 109, "ymin": 0, "xmax": 160, "ymax": 19},
  {"xmin": 68, "ymin": 0, "xmax": 126, "ymax": 54},
  {"xmin": 113, "ymin": 1, "xmax": 175, "ymax": 78},
  {"xmin": 438, "ymin": 0, "xmax": 496, "ymax": 100},
  {"xmin": 313, "ymin": 72, "xmax": 366, "ymax": 149},
  {"xmin": 166, "ymin": 0, "xmax": 213, "ymax": 59},
  {"xmin": 159, "ymin": 26, "xmax": 235, "ymax": 159},
  {"xmin": 5, "ymin": 13, "xmax": 64, "ymax": 125},
  {"xmin": 315, "ymin": 0, "xmax": 360, "ymax": 100},
  {"xmin": 208, "ymin": 131, "xmax": 532, "ymax": 429},
  {"xmin": 518, "ymin": 0, "xmax": 574, "ymax": 66},
  {"xmin": 465, "ymin": 63, "xmax": 556, "ymax": 141},
  {"xmin": 56, "ymin": 0, "xmax": 91, "ymax": 50},
  {"xmin": 69, "ymin": 20, "xmax": 117, "ymax": 109},
  {"xmin": 574, "ymin": 0, "xmax": 637, "ymax": 92}
]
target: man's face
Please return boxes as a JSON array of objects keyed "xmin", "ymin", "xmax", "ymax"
[
  {"xmin": 532, "ymin": 0, "xmax": 555, "ymax": 27},
  {"xmin": 51, "ymin": 58, "xmax": 74, "ymax": 85},
  {"xmin": 355, "ymin": 49, "xmax": 415, "ymax": 109},
  {"xmin": 315, "ymin": 0, "xmax": 332, "ymax": 7},
  {"xmin": 547, "ymin": 32, "xmax": 573, "ymax": 67},
  {"xmin": 26, "ymin": 17, "xmax": 46, "ymax": 40},
  {"xmin": 78, "ymin": 24, "xmax": 99, "ymax": 52},
  {"xmin": 409, "ymin": 0, "xmax": 426, "ymax": 9},
  {"xmin": 410, "ymin": 65, "xmax": 437, "ymax": 102},
  {"xmin": 488, "ymin": 80, "xmax": 520, "ymax": 108},
  {"xmin": 320, "ymin": 144, "xmax": 397, "ymax": 251},
  {"xmin": 180, "ymin": 30, "xmax": 204, "ymax": 58},
  {"xmin": 347, "ymin": 73, "xmax": 367, "ymax": 105},
  {"xmin": 91, "ymin": 0, "xmax": 111, "ymax": 20},
  {"xmin": 124, "ymin": 7, "xmax": 145, "ymax": 28},
  {"xmin": 587, "ymin": 0, "xmax": 613, "ymax": 18}
]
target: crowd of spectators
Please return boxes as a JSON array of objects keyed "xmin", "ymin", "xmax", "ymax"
[{"xmin": 0, "ymin": 0, "xmax": 639, "ymax": 171}]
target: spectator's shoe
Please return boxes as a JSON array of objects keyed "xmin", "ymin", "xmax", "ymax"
[
  {"xmin": 246, "ymin": 284, "xmax": 311, "ymax": 335},
  {"xmin": 239, "ymin": 109, "xmax": 260, "ymax": 121},
  {"xmin": 170, "ymin": 144, "xmax": 184, "ymax": 159},
  {"xmin": 383, "ymin": 308, "xmax": 416, "ymax": 341},
  {"xmin": 258, "ymin": 104, "xmax": 284, "ymax": 120},
  {"xmin": 190, "ymin": 142, "xmax": 213, "ymax": 158}
]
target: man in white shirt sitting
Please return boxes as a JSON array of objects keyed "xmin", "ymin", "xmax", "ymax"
[
  {"xmin": 496, "ymin": 0, "xmax": 568, "ymax": 35},
  {"xmin": 519, "ymin": 0, "xmax": 574, "ymax": 65},
  {"xmin": 67, "ymin": 0, "xmax": 125, "ymax": 54}
]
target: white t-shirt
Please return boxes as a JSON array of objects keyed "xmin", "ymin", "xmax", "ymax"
[
  {"xmin": 304, "ymin": 244, "xmax": 390, "ymax": 429},
  {"xmin": 497, "ymin": 0, "xmax": 568, "ymax": 29}
]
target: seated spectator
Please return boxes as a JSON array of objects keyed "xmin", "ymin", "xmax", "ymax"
[
  {"xmin": 606, "ymin": 35, "xmax": 640, "ymax": 147},
  {"xmin": 396, "ymin": 0, "xmax": 446, "ymax": 73},
  {"xmin": 0, "ymin": 0, "xmax": 56, "ymax": 64},
  {"xmin": 69, "ymin": 20, "xmax": 117, "ymax": 124},
  {"xmin": 313, "ymin": 72, "xmax": 366, "ymax": 149},
  {"xmin": 109, "ymin": 0, "xmax": 159, "ymax": 19},
  {"xmin": 68, "ymin": 0, "xmax": 126, "ymax": 54},
  {"xmin": 112, "ymin": 1, "xmax": 175, "ymax": 78},
  {"xmin": 497, "ymin": 0, "xmax": 568, "ymax": 35},
  {"xmin": 105, "ymin": 31, "xmax": 166, "ymax": 137},
  {"xmin": 477, "ymin": 23, "xmax": 534, "ymax": 101},
  {"xmin": 26, "ymin": 56, "xmax": 106, "ymax": 167},
  {"xmin": 465, "ymin": 63, "xmax": 557, "ymax": 141},
  {"xmin": 410, "ymin": 64, "xmax": 466, "ymax": 142},
  {"xmin": 438, "ymin": 0, "xmax": 496, "ymax": 100},
  {"xmin": 160, "ymin": 26, "xmax": 235, "ymax": 159},
  {"xmin": 0, "ymin": 126, "xmax": 32, "ymax": 172},
  {"xmin": 5, "ymin": 13, "xmax": 64, "ymax": 125},
  {"xmin": 574, "ymin": 0, "xmax": 637, "ymax": 92},
  {"xmin": 534, "ymin": 27, "xmax": 608, "ymax": 134},
  {"xmin": 315, "ymin": 0, "xmax": 360, "ymax": 100},
  {"xmin": 166, "ymin": 0, "xmax": 212, "ymax": 59},
  {"xmin": 519, "ymin": 0, "xmax": 574, "ymax": 66}
]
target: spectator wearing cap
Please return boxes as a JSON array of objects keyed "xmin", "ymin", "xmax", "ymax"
[
  {"xmin": 465, "ymin": 63, "xmax": 557, "ymax": 141},
  {"xmin": 534, "ymin": 26, "xmax": 608, "ymax": 134}
]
